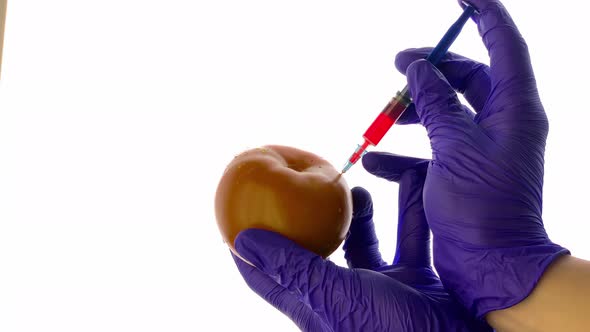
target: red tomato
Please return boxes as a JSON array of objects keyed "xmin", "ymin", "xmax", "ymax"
[{"xmin": 215, "ymin": 145, "xmax": 352, "ymax": 258}]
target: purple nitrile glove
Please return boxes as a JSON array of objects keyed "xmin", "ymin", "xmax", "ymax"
[
  {"xmin": 231, "ymin": 157, "xmax": 492, "ymax": 331},
  {"xmin": 365, "ymin": 0, "xmax": 570, "ymax": 319}
]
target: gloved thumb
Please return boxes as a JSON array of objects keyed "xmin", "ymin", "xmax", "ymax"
[
  {"xmin": 406, "ymin": 59, "xmax": 476, "ymax": 155},
  {"xmin": 231, "ymin": 253, "xmax": 329, "ymax": 331},
  {"xmin": 234, "ymin": 229, "xmax": 337, "ymax": 310}
]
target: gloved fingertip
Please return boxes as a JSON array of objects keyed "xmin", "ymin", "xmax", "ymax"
[
  {"xmin": 351, "ymin": 186, "xmax": 370, "ymax": 197},
  {"xmin": 351, "ymin": 187, "xmax": 373, "ymax": 220},
  {"xmin": 234, "ymin": 229, "xmax": 269, "ymax": 269},
  {"xmin": 361, "ymin": 151, "xmax": 381, "ymax": 173},
  {"xmin": 394, "ymin": 48, "xmax": 432, "ymax": 74},
  {"xmin": 362, "ymin": 152, "xmax": 406, "ymax": 182},
  {"xmin": 230, "ymin": 249, "xmax": 251, "ymax": 267},
  {"xmin": 394, "ymin": 49, "xmax": 415, "ymax": 74},
  {"xmin": 230, "ymin": 249, "xmax": 253, "ymax": 274},
  {"xmin": 230, "ymin": 249, "xmax": 240, "ymax": 263}
]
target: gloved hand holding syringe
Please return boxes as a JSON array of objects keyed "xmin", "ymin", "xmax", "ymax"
[{"xmin": 342, "ymin": 3, "xmax": 476, "ymax": 173}]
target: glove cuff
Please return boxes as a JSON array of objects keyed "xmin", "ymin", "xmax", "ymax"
[{"xmin": 435, "ymin": 242, "xmax": 570, "ymax": 319}]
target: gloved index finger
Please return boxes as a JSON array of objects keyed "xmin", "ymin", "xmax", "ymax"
[
  {"xmin": 464, "ymin": 0, "xmax": 535, "ymax": 86},
  {"xmin": 395, "ymin": 48, "xmax": 491, "ymax": 114}
]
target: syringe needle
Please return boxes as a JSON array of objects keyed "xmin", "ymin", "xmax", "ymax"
[{"xmin": 342, "ymin": 160, "xmax": 355, "ymax": 174}]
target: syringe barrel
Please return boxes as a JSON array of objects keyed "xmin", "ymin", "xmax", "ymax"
[{"xmin": 362, "ymin": 89, "xmax": 411, "ymax": 146}]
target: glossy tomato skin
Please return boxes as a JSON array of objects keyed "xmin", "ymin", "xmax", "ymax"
[{"xmin": 215, "ymin": 145, "xmax": 352, "ymax": 258}]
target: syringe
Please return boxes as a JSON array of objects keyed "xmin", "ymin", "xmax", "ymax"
[{"xmin": 342, "ymin": 4, "xmax": 476, "ymax": 174}]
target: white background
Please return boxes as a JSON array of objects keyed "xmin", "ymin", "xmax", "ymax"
[{"xmin": 0, "ymin": 0, "xmax": 588, "ymax": 331}]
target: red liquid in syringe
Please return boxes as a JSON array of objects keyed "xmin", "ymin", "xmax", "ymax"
[{"xmin": 347, "ymin": 96, "xmax": 409, "ymax": 165}]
